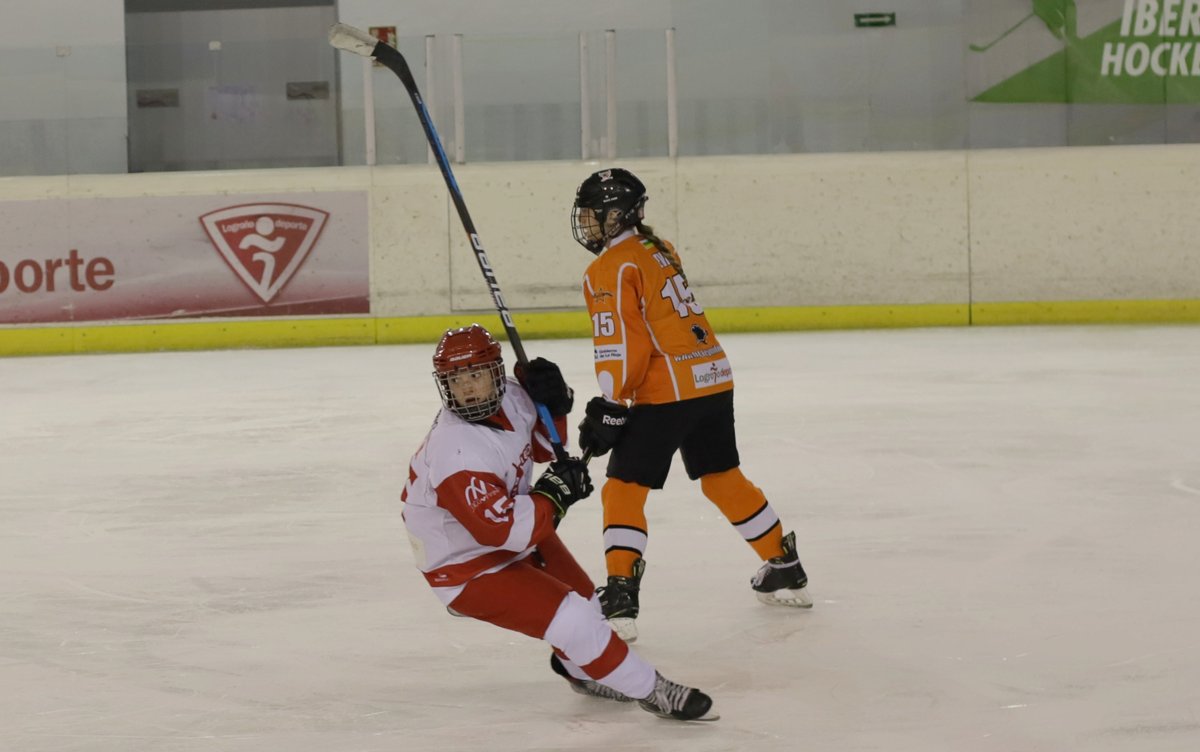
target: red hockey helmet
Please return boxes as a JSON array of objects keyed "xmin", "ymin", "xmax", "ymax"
[{"xmin": 432, "ymin": 324, "xmax": 506, "ymax": 421}]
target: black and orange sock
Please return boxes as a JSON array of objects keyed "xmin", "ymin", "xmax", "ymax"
[
  {"xmin": 700, "ymin": 467, "xmax": 785, "ymax": 560},
  {"xmin": 601, "ymin": 478, "xmax": 651, "ymax": 577}
]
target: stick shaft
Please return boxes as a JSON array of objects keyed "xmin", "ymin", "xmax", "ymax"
[{"xmin": 365, "ymin": 38, "xmax": 568, "ymax": 459}]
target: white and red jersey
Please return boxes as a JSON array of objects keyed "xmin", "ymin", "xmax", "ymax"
[{"xmin": 401, "ymin": 379, "xmax": 568, "ymax": 605}]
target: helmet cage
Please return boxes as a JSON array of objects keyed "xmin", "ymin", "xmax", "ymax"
[
  {"xmin": 571, "ymin": 203, "xmax": 644, "ymax": 253},
  {"xmin": 433, "ymin": 361, "xmax": 506, "ymax": 421},
  {"xmin": 432, "ymin": 325, "xmax": 507, "ymax": 421}
]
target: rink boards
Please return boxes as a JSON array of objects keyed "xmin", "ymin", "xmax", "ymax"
[{"xmin": 3, "ymin": 147, "xmax": 1200, "ymax": 355}]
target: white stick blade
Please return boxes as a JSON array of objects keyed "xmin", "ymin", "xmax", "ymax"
[{"xmin": 328, "ymin": 23, "xmax": 379, "ymax": 58}]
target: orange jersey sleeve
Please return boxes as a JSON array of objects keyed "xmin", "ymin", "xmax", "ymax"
[{"xmin": 582, "ymin": 235, "xmax": 733, "ymax": 405}]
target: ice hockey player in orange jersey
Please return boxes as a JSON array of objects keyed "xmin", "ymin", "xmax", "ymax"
[{"xmin": 570, "ymin": 168, "xmax": 813, "ymax": 643}]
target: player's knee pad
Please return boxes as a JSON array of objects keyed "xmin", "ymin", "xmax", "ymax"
[
  {"xmin": 700, "ymin": 467, "xmax": 758, "ymax": 501},
  {"xmin": 544, "ymin": 591, "xmax": 612, "ymax": 665},
  {"xmin": 602, "ymin": 478, "xmax": 651, "ymax": 515}
]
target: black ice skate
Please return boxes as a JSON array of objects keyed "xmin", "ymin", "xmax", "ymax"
[
  {"xmin": 751, "ymin": 531, "xmax": 813, "ymax": 608},
  {"xmin": 549, "ymin": 653, "xmax": 633, "ymax": 702},
  {"xmin": 638, "ymin": 672, "xmax": 719, "ymax": 722},
  {"xmin": 597, "ymin": 557, "xmax": 645, "ymax": 642}
]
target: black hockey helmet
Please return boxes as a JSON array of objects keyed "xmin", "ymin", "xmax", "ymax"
[{"xmin": 571, "ymin": 168, "xmax": 648, "ymax": 253}]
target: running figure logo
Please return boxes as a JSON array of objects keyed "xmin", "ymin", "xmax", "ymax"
[{"xmin": 200, "ymin": 203, "xmax": 330, "ymax": 303}]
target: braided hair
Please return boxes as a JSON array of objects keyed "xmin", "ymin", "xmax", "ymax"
[{"xmin": 636, "ymin": 222, "xmax": 688, "ymax": 286}]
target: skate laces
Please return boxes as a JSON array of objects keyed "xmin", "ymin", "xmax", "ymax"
[
  {"xmin": 647, "ymin": 674, "xmax": 692, "ymax": 713},
  {"xmin": 753, "ymin": 532, "xmax": 800, "ymax": 586},
  {"xmin": 753, "ymin": 554, "xmax": 804, "ymax": 590},
  {"xmin": 753, "ymin": 557, "xmax": 790, "ymax": 584}
]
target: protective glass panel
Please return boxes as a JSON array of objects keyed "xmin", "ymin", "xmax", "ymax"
[{"xmin": 461, "ymin": 33, "xmax": 582, "ymax": 163}]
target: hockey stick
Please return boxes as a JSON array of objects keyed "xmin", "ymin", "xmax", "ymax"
[{"xmin": 328, "ymin": 23, "xmax": 569, "ymax": 461}]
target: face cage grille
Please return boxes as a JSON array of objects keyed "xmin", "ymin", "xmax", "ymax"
[
  {"xmin": 433, "ymin": 362, "xmax": 506, "ymax": 421},
  {"xmin": 571, "ymin": 205, "xmax": 607, "ymax": 253}
]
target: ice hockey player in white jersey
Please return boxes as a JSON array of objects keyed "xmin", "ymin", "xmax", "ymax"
[{"xmin": 401, "ymin": 324, "xmax": 717, "ymax": 722}]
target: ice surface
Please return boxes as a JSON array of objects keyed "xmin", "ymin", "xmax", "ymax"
[{"xmin": 2, "ymin": 325, "xmax": 1199, "ymax": 751}]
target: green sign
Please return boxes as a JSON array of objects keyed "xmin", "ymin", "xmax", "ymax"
[
  {"xmin": 854, "ymin": 12, "xmax": 896, "ymax": 29},
  {"xmin": 972, "ymin": 1, "xmax": 1200, "ymax": 103}
]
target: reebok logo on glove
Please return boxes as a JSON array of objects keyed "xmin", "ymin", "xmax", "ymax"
[{"xmin": 579, "ymin": 396, "xmax": 630, "ymax": 458}]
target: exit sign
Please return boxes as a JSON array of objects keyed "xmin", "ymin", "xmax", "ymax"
[{"xmin": 854, "ymin": 12, "xmax": 896, "ymax": 28}]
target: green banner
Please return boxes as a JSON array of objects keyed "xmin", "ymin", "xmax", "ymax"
[{"xmin": 973, "ymin": 0, "xmax": 1200, "ymax": 103}]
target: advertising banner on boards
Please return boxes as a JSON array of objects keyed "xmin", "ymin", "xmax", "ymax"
[
  {"xmin": 971, "ymin": 0, "xmax": 1200, "ymax": 103},
  {"xmin": 0, "ymin": 191, "xmax": 369, "ymax": 325}
]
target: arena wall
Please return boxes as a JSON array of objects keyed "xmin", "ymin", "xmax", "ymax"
[{"xmin": 2, "ymin": 146, "xmax": 1198, "ymax": 356}]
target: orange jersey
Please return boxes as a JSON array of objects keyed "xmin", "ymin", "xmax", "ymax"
[{"xmin": 582, "ymin": 231, "xmax": 733, "ymax": 405}]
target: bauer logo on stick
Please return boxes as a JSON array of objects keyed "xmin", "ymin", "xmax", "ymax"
[{"xmin": 200, "ymin": 203, "xmax": 329, "ymax": 303}]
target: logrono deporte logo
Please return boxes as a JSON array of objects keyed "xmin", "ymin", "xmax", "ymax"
[{"xmin": 199, "ymin": 203, "xmax": 329, "ymax": 303}]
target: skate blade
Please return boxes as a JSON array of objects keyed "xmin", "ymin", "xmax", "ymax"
[
  {"xmin": 569, "ymin": 681, "xmax": 635, "ymax": 702},
  {"xmin": 756, "ymin": 587, "xmax": 813, "ymax": 608},
  {"xmin": 608, "ymin": 617, "xmax": 638, "ymax": 642},
  {"xmin": 685, "ymin": 711, "xmax": 720, "ymax": 722},
  {"xmin": 644, "ymin": 708, "xmax": 721, "ymax": 722}
]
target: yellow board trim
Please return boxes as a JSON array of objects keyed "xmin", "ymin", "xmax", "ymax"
[
  {"xmin": 972, "ymin": 299, "xmax": 1200, "ymax": 325},
  {"xmin": 707, "ymin": 304, "xmax": 967, "ymax": 332},
  {"xmin": 2, "ymin": 300, "xmax": 1198, "ymax": 357}
]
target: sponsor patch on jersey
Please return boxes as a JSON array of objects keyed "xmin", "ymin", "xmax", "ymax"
[
  {"xmin": 464, "ymin": 475, "xmax": 503, "ymax": 510},
  {"xmin": 594, "ymin": 344, "xmax": 625, "ymax": 362},
  {"xmin": 672, "ymin": 344, "xmax": 724, "ymax": 363},
  {"xmin": 692, "ymin": 357, "xmax": 732, "ymax": 389}
]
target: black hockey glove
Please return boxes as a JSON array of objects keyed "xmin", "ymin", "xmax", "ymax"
[
  {"xmin": 531, "ymin": 457, "xmax": 594, "ymax": 519},
  {"xmin": 577, "ymin": 396, "xmax": 629, "ymax": 458},
  {"xmin": 515, "ymin": 357, "xmax": 575, "ymax": 417}
]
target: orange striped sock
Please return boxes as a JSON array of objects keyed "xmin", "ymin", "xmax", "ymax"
[
  {"xmin": 700, "ymin": 467, "xmax": 785, "ymax": 560},
  {"xmin": 601, "ymin": 478, "xmax": 651, "ymax": 577}
]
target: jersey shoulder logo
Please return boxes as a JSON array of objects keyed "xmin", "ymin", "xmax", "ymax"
[
  {"xmin": 463, "ymin": 474, "xmax": 511, "ymax": 523},
  {"xmin": 200, "ymin": 203, "xmax": 329, "ymax": 303},
  {"xmin": 463, "ymin": 476, "xmax": 495, "ymax": 509}
]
